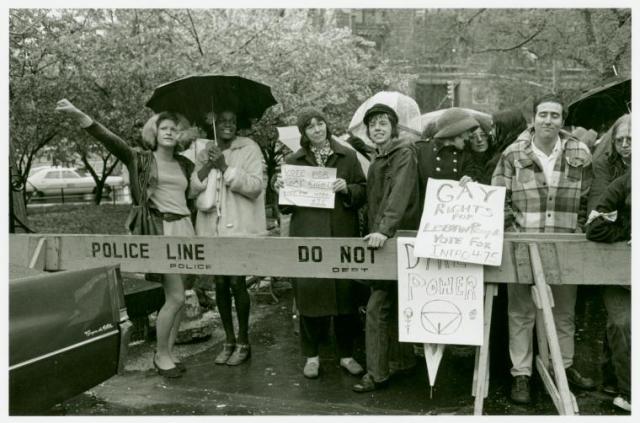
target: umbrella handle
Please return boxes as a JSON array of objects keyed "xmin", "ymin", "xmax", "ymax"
[{"xmin": 211, "ymin": 99, "xmax": 217, "ymax": 143}]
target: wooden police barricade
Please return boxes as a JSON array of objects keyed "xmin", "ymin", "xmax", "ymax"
[{"xmin": 9, "ymin": 232, "xmax": 630, "ymax": 415}]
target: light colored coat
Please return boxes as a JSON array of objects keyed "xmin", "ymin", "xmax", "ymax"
[{"xmin": 190, "ymin": 136, "xmax": 267, "ymax": 236}]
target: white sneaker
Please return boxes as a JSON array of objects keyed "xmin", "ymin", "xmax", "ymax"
[
  {"xmin": 340, "ymin": 357, "xmax": 365, "ymax": 376},
  {"xmin": 613, "ymin": 395, "xmax": 631, "ymax": 412},
  {"xmin": 303, "ymin": 357, "xmax": 320, "ymax": 379}
]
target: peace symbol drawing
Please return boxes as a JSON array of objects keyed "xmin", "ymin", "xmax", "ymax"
[{"xmin": 420, "ymin": 299, "xmax": 462, "ymax": 335}]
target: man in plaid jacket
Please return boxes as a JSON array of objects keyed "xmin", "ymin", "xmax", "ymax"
[{"xmin": 491, "ymin": 94, "xmax": 595, "ymax": 404}]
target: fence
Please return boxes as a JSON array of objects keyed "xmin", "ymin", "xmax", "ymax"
[
  {"xmin": 26, "ymin": 186, "xmax": 131, "ymax": 206},
  {"xmin": 9, "ymin": 232, "xmax": 630, "ymax": 415}
]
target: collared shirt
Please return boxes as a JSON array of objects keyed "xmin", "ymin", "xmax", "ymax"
[
  {"xmin": 491, "ymin": 128, "xmax": 593, "ymax": 233},
  {"xmin": 530, "ymin": 136, "xmax": 561, "ymax": 183}
]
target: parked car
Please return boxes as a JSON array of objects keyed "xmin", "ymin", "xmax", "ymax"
[
  {"xmin": 25, "ymin": 166, "xmax": 124, "ymax": 197},
  {"xmin": 9, "ymin": 265, "xmax": 132, "ymax": 415}
]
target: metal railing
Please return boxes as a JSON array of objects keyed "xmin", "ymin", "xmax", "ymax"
[{"xmin": 26, "ymin": 186, "xmax": 131, "ymax": 206}]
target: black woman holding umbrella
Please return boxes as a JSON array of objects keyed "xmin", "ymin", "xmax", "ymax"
[{"xmin": 189, "ymin": 109, "xmax": 267, "ymax": 366}]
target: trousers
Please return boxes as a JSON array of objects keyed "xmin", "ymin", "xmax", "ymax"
[
  {"xmin": 508, "ymin": 283, "xmax": 576, "ymax": 376},
  {"xmin": 602, "ymin": 286, "xmax": 631, "ymax": 396},
  {"xmin": 299, "ymin": 314, "xmax": 359, "ymax": 358},
  {"xmin": 365, "ymin": 281, "xmax": 415, "ymax": 382}
]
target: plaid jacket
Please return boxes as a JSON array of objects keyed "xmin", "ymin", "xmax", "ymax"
[{"xmin": 491, "ymin": 128, "xmax": 593, "ymax": 233}]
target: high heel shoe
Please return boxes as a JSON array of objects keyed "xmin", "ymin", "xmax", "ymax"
[
  {"xmin": 154, "ymin": 349, "xmax": 186, "ymax": 373},
  {"xmin": 153, "ymin": 354, "xmax": 183, "ymax": 378}
]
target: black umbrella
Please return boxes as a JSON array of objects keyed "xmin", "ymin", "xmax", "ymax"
[
  {"xmin": 145, "ymin": 74, "xmax": 277, "ymax": 129},
  {"xmin": 565, "ymin": 77, "xmax": 630, "ymax": 131}
]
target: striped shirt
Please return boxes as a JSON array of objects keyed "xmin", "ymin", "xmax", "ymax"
[{"xmin": 491, "ymin": 128, "xmax": 593, "ymax": 233}]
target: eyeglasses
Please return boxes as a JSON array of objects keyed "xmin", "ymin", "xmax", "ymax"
[{"xmin": 614, "ymin": 136, "xmax": 631, "ymax": 146}]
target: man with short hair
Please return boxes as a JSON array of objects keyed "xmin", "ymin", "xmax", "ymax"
[{"xmin": 491, "ymin": 93, "xmax": 596, "ymax": 404}]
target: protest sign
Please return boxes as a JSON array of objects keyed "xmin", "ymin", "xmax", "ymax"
[
  {"xmin": 414, "ymin": 178, "xmax": 506, "ymax": 266},
  {"xmin": 279, "ymin": 164, "xmax": 336, "ymax": 209},
  {"xmin": 397, "ymin": 237, "xmax": 484, "ymax": 346},
  {"xmin": 423, "ymin": 343, "xmax": 445, "ymax": 398}
]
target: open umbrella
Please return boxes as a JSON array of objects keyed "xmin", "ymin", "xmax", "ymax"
[
  {"xmin": 145, "ymin": 74, "xmax": 277, "ymax": 129},
  {"xmin": 565, "ymin": 77, "xmax": 630, "ymax": 130},
  {"xmin": 276, "ymin": 126, "xmax": 370, "ymax": 176},
  {"xmin": 348, "ymin": 91, "xmax": 422, "ymax": 147}
]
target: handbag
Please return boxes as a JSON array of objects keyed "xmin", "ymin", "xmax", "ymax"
[
  {"xmin": 195, "ymin": 168, "xmax": 221, "ymax": 212},
  {"xmin": 123, "ymin": 151, "xmax": 164, "ymax": 282}
]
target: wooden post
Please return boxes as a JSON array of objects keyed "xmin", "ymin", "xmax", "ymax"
[
  {"xmin": 28, "ymin": 238, "xmax": 47, "ymax": 270},
  {"xmin": 528, "ymin": 243, "xmax": 575, "ymax": 415},
  {"xmin": 472, "ymin": 282, "xmax": 498, "ymax": 415}
]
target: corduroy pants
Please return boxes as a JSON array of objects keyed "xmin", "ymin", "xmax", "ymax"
[{"xmin": 508, "ymin": 284, "xmax": 576, "ymax": 376}]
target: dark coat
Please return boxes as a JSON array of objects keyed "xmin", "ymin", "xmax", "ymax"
[
  {"xmin": 586, "ymin": 172, "xmax": 631, "ymax": 243},
  {"xmin": 367, "ymin": 138, "xmax": 421, "ymax": 236},
  {"xmin": 415, "ymin": 139, "xmax": 477, "ymax": 213},
  {"xmin": 282, "ymin": 139, "xmax": 367, "ymax": 317},
  {"xmin": 587, "ymin": 139, "xmax": 630, "ymax": 213},
  {"xmin": 468, "ymin": 150, "xmax": 495, "ymax": 185}
]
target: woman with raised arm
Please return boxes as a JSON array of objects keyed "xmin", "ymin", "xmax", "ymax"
[{"xmin": 56, "ymin": 99, "xmax": 195, "ymax": 379}]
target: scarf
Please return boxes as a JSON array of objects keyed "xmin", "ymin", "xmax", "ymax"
[{"xmin": 310, "ymin": 140, "xmax": 332, "ymax": 167}]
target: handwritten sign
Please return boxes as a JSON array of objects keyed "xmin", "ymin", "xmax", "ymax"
[
  {"xmin": 397, "ymin": 237, "xmax": 484, "ymax": 346},
  {"xmin": 414, "ymin": 178, "xmax": 505, "ymax": 266},
  {"xmin": 279, "ymin": 164, "xmax": 336, "ymax": 209}
]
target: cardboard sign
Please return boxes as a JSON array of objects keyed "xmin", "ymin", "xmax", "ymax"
[
  {"xmin": 423, "ymin": 343, "xmax": 445, "ymax": 394},
  {"xmin": 397, "ymin": 237, "xmax": 484, "ymax": 346},
  {"xmin": 279, "ymin": 164, "xmax": 336, "ymax": 209},
  {"xmin": 414, "ymin": 178, "xmax": 506, "ymax": 266}
]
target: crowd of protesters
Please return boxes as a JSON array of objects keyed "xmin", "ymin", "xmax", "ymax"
[{"xmin": 55, "ymin": 89, "xmax": 631, "ymax": 412}]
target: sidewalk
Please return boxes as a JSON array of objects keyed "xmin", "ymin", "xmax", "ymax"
[{"xmin": 58, "ymin": 285, "xmax": 625, "ymax": 416}]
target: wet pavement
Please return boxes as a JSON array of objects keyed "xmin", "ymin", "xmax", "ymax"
[{"xmin": 55, "ymin": 283, "xmax": 629, "ymax": 416}]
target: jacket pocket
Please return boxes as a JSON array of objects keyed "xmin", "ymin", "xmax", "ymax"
[
  {"xmin": 565, "ymin": 162, "xmax": 583, "ymax": 181},
  {"xmin": 515, "ymin": 159, "xmax": 535, "ymax": 184}
]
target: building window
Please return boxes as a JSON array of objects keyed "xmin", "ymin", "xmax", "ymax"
[
  {"xmin": 472, "ymin": 86, "xmax": 490, "ymax": 105},
  {"xmin": 352, "ymin": 10, "xmax": 363, "ymax": 24}
]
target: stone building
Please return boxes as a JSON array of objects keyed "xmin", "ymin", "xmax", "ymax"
[{"xmin": 321, "ymin": 9, "xmax": 595, "ymax": 116}]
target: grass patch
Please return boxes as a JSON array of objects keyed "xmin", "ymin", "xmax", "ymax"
[{"xmin": 27, "ymin": 204, "xmax": 131, "ymax": 234}]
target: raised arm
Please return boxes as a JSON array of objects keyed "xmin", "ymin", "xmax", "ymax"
[{"xmin": 55, "ymin": 99, "xmax": 135, "ymax": 166}]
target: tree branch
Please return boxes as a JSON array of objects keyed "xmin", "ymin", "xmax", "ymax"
[
  {"xmin": 467, "ymin": 9, "xmax": 486, "ymax": 25},
  {"xmin": 472, "ymin": 22, "xmax": 546, "ymax": 54},
  {"xmin": 186, "ymin": 10, "xmax": 204, "ymax": 56},
  {"xmin": 105, "ymin": 156, "xmax": 121, "ymax": 177},
  {"xmin": 565, "ymin": 53, "xmax": 594, "ymax": 71},
  {"xmin": 228, "ymin": 15, "xmax": 275, "ymax": 56},
  {"xmin": 612, "ymin": 9, "xmax": 631, "ymax": 28},
  {"xmin": 581, "ymin": 10, "xmax": 597, "ymax": 45},
  {"xmin": 229, "ymin": 32, "xmax": 261, "ymax": 55},
  {"xmin": 91, "ymin": 78, "xmax": 111, "ymax": 99}
]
